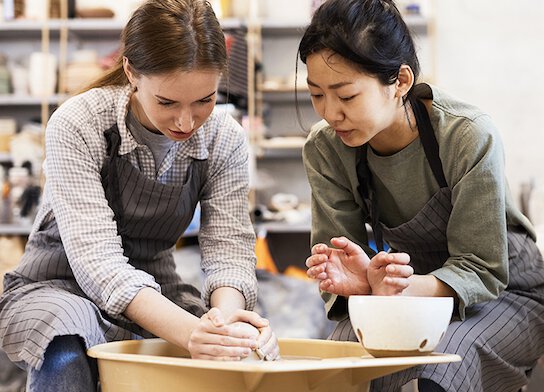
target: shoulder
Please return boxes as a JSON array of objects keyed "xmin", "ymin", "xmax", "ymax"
[
  {"xmin": 48, "ymin": 85, "xmax": 124, "ymax": 139},
  {"xmin": 429, "ymin": 84, "xmax": 499, "ymax": 142},
  {"xmin": 428, "ymin": 85, "xmax": 503, "ymax": 183},
  {"xmin": 200, "ymin": 108, "xmax": 248, "ymax": 160}
]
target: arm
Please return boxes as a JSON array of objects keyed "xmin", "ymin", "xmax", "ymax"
[
  {"xmin": 302, "ymin": 125, "xmax": 373, "ymax": 319},
  {"xmin": 197, "ymin": 116, "xmax": 279, "ymax": 359},
  {"xmin": 198, "ymin": 115, "xmax": 258, "ymax": 311},
  {"xmin": 431, "ymin": 114, "xmax": 508, "ymax": 318}
]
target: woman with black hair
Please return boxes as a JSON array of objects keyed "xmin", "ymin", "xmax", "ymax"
[{"xmin": 301, "ymin": 0, "xmax": 544, "ymax": 390}]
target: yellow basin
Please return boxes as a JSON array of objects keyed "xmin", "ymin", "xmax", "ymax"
[{"xmin": 87, "ymin": 338, "xmax": 460, "ymax": 392}]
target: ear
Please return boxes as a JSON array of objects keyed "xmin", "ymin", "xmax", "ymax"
[
  {"xmin": 394, "ymin": 64, "xmax": 414, "ymax": 99},
  {"xmin": 122, "ymin": 56, "xmax": 139, "ymax": 88}
]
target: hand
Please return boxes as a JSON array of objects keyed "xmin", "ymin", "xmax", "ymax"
[
  {"xmin": 188, "ymin": 307, "xmax": 258, "ymax": 360},
  {"xmin": 367, "ymin": 251, "xmax": 413, "ymax": 296},
  {"xmin": 305, "ymin": 237, "xmax": 371, "ymax": 296},
  {"xmin": 226, "ymin": 309, "xmax": 280, "ymax": 361}
]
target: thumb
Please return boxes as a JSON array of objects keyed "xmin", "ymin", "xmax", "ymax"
[{"xmin": 330, "ymin": 236, "xmax": 364, "ymax": 256}]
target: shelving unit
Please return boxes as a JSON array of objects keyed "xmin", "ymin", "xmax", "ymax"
[
  {"xmin": 0, "ymin": 1, "xmax": 435, "ymax": 235},
  {"xmin": 0, "ymin": 12, "xmax": 247, "ymax": 236}
]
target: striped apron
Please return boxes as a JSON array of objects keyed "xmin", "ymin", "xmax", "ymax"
[
  {"xmin": 330, "ymin": 99, "xmax": 544, "ymax": 392},
  {"xmin": 0, "ymin": 124, "xmax": 208, "ymax": 370}
]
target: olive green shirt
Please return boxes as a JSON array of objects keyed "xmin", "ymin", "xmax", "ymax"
[{"xmin": 303, "ymin": 84, "xmax": 535, "ymax": 320}]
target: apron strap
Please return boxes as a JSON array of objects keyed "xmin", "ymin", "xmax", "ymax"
[
  {"xmin": 412, "ymin": 98, "xmax": 448, "ymax": 188},
  {"xmin": 356, "ymin": 144, "xmax": 384, "ymax": 252},
  {"xmin": 101, "ymin": 124, "xmax": 124, "ymax": 224},
  {"xmin": 356, "ymin": 97, "xmax": 448, "ymax": 252}
]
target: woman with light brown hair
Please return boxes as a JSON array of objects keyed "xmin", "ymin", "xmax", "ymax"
[{"xmin": 0, "ymin": 1, "xmax": 278, "ymax": 390}]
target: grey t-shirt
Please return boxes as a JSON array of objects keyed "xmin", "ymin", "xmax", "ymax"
[{"xmin": 125, "ymin": 110, "xmax": 175, "ymax": 171}]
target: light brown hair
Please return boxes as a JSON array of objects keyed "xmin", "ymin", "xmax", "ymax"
[{"xmin": 83, "ymin": 0, "xmax": 227, "ymax": 91}]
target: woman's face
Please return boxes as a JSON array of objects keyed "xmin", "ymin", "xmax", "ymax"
[
  {"xmin": 129, "ymin": 68, "xmax": 221, "ymax": 141},
  {"xmin": 306, "ymin": 50, "xmax": 402, "ymax": 148}
]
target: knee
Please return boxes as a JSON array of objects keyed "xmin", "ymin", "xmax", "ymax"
[
  {"xmin": 41, "ymin": 335, "xmax": 90, "ymax": 373},
  {"xmin": 27, "ymin": 335, "xmax": 98, "ymax": 392}
]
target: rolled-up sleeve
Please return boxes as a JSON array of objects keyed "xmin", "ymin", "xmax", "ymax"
[
  {"xmin": 198, "ymin": 116, "xmax": 257, "ymax": 310},
  {"xmin": 432, "ymin": 114, "xmax": 508, "ymax": 319}
]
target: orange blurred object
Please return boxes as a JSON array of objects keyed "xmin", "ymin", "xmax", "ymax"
[{"xmin": 255, "ymin": 236, "xmax": 278, "ymax": 274}]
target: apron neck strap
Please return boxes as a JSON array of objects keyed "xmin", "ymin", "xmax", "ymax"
[
  {"xmin": 356, "ymin": 97, "xmax": 448, "ymax": 252},
  {"xmin": 411, "ymin": 98, "xmax": 448, "ymax": 188}
]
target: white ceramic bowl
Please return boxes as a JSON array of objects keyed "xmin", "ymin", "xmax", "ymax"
[{"xmin": 348, "ymin": 296, "xmax": 453, "ymax": 357}]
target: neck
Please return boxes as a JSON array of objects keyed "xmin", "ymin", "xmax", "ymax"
[
  {"xmin": 369, "ymin": 101, "xmax": 419, "ymax": 156},
  {"xmin": 129, "ymin": 93, "xmax": 160, "ymax": 134}
]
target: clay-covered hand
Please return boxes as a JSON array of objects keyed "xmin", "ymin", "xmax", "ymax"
[
  {"xmin": 367, "ymin": 251, "xmax": 413, "ymax": 296},
  {"xmin": 188, "ymin": 307, "xmax": 258, "ymax": 360},
  {"xmin": 226, "ymin": 309, "xmax": 280, "ymax": 361},
  {"xmin": 305, "ymin": 236, "xmax": 371, "ymax": 296}
]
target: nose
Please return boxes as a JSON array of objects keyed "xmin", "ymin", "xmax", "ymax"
[
  {"xmin": 321, "ymin": 98, "xmax": 344, "ymax": 126},
  {"xmin": 176, "ymin": 108, "xmax": 195, "ymax": 133}
]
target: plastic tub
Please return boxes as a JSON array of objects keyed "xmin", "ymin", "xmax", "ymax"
[{"xmin": 88, "ymin": 338, "xmax": 460, "ymax": 392}]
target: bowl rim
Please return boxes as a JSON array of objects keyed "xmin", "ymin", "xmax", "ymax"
[{"xmin": 349, "ymin": 295, "xmax": 453, "ymax": 302}]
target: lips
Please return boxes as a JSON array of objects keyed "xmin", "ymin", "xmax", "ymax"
[
  {"xmin": 334, "ymin": 129, "xmax": 353, "ymax": 137},
  {"xmin": 168, "ymin": 129, "xmax": 193, "ymax": 139}
]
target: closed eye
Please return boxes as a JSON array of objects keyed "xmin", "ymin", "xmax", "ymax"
[
  {"xmin": 340, "ymin": 95, "xmax": 357, "ymax": 102},
  {"xmin": 158, "ymin": 100, "xmax": 175, "ymax": 106}
]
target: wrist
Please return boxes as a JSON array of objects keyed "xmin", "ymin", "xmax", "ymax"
[{"xmin": 210, "ymin": 287, "xmax": 246, "ymax": 317}]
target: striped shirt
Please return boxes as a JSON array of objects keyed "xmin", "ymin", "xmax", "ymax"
[{"xmin": 28, "ymin": 84, "xmax": 257, "ymax": 318}]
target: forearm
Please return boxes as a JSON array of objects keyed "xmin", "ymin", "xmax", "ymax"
[
  {"xmin": 210, "ymin": 286, "xmax": 246, "ymax": 318},
  {"xmin": 124, "ymin": 287, "xmax": 200, "ymax": 349},
  {"xmin": 402, "ymin": 274, "xmax": 458, "ymax": 299}
]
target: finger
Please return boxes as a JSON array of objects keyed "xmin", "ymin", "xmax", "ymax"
[
  {"xmin": 385, "ymin": 252, "xmax": 411, "ymax": 264},
  {"xmin": 266, "ymin": 343, "xmax": 281, "ymax": 361},
  {"xmin": 383, "ymin": 276, "xmax": 410, "ymax": 290},
  {"xmin": 257, "ymin": 329, "xmax": 279, "ymax": 360},
  {"xmin": 369, "ymin": 251, "xmax": 397, "ymax": 269},
  {"xmin": 226, "ymin": 310, "xmax": 269, "ymax": 329},
  {"xmin": 206, "ymin": 307, "xmax": 225, "ymax": 327},
  {"xmin": 305, "ymin": 254, "xmax": 327, "ymax": 268},
  {"xmin": 319, "ymin": 279, "xmax": 334, "ymax": 292},
  {"xmin": 311, "ymin": 243, "xmax": 330, "ymax": 255},
  {"xmin": 385, "ymin": 264, "xmax": 414, "ymax": 277},
  {"xmin": 194, "ymin": 344, "xmax": 253, "ymax": 359},
  {"xmin": 307, "ymin": 265, "xmax": 326, "ymax": 279},
  {"xmin": 330, "ymin": 236, "xmax": 363, "ymax": 256},
  {"xmin": 191, "ymin": 331, "xmax": 258, "ymax": 349}
]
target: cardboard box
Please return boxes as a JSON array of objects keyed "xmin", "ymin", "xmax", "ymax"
[{"xmin": 88, "ymin": 338, "xmax": 460, "ymax": 392}]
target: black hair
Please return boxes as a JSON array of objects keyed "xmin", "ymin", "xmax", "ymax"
[{"xmin": 298, "ymin": 0, "xmax": 420, "ymax": 103}]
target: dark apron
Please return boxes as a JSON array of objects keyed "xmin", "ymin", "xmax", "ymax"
[
  {"xmin": 330, "ymin": 98, "xmax": 544, "ymax": 392},
  {"xmin": 0, "ymin": 124, "xmax": 208, "ymax": 370}
]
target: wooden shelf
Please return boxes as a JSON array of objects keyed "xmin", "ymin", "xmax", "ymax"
[
  {"xmin": 0, "ymin": 94, "xmax": 68, "ymax": 106},
  {"xmin": 257, "ymin": 137, "xmax": 306, "ymax": 158},
  {"xmin": 0, "ymin": 17, "xmax": 244, "ymax": 38},
  {"xmin": 0, "ymin": 222, "xmax": 33, "ymax": 236}
]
